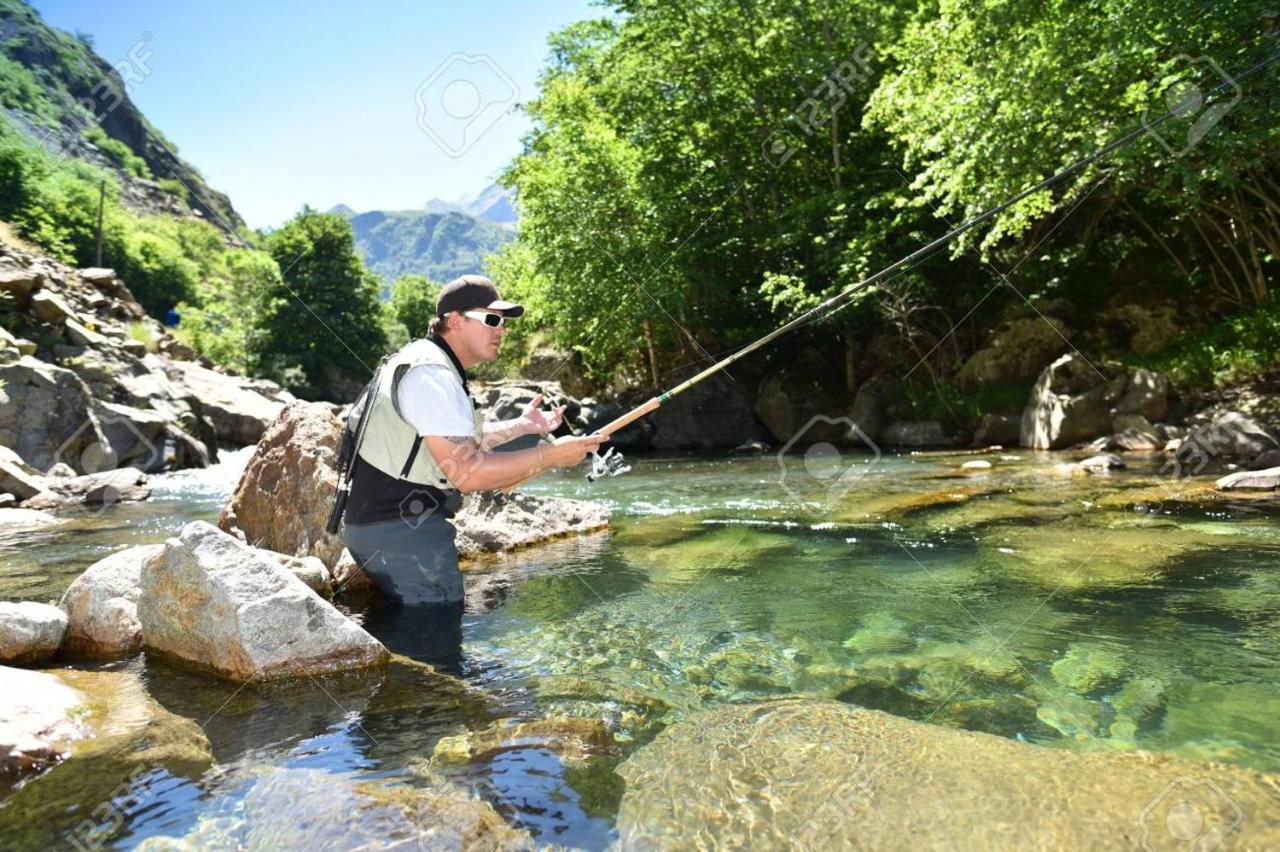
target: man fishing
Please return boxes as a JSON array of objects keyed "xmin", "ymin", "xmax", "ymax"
[{"xmin": 340, "ymin": 274, "xmax": 605, "ymax": 663}]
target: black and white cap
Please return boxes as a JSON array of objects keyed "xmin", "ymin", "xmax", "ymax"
[{"xmin": 436, "ymin": 274, "xmax": 524, "ymax": 318}]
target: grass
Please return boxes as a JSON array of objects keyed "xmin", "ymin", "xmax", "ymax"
[{"xmin": 127, "ymin": 320, "xmax": 159, "ymax": 353}]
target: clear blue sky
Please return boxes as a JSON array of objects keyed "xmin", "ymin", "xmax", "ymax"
[{"xmin": 31, "ymin": 0, "xmax": 599, "ymax": 228}]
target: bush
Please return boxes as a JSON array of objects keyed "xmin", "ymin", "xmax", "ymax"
[
  {"xmin": 1154, "ymin": 296, "xmax": 1280, "ymax": 388},
  {"xmin": 82, "ymin": 125, "xmax": 151, "ymax": 179}
]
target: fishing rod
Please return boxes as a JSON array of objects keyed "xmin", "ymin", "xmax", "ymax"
[{"xmin": 525, "ymin": 50, "xmax": 1280, "ymax": 486}]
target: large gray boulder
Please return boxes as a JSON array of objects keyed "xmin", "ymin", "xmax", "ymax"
[
  {"xmin": 0, "ymin": 665, "xmax": 90, "ymax": 778},
  {"xmin": 649, "ymin": 372, "xmax": 768, "ymax": 451},
  {"xmin": 1177, "ymin": 412, "xmax": 1279, "ymax": 473},
  {"xmin": 0, "ymin": 602, "xmax": 68, "ymax": 666},
  {"xmin": 58, "ymin": 544, "xmax": 161, "ymax": 658},
  {"xmin": 1216, "ymin": 466, "xmax": 1280, "ymax": 491},
  {"xmin": 139, "ymin": 521, "xmax": 387, "ymax": 681},
  {"xmin": 1020, "ymin": 355, "xmax": 1168, "ymax": 449},
  {"xmin": 0, "ymin": 356, "xmax": 106, "ymax": 472},
  {"xmin": 161, "ymin": 359, "xmax": 292, "ymax": 446},
  {"xmin": 455, "ymin": 492, "xmax": 612, "ymax": 557},
  {"xmin": 753, "ymin": 358, "xmax": 848, "ymax": 445},
  {"xmin": 616, "ymin": 699, "xmax": 1280, "ymax": 849},
  {"xmin": 847, "ymin": 378, "xmax": 885, "ymax": 442}
]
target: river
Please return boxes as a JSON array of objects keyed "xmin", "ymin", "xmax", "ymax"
[{"xmin": 2, "ymin": 446, "xmax": 1278, "ymax": 847}]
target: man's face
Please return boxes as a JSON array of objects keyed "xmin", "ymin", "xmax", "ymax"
[{"xmin": 451, "ymin": 308, "xmax": 507, "ymax": 365}]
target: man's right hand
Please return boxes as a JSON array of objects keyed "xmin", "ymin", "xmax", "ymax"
[{"xmin": 545, "ymin": 433, "xmax": 609, "ymax": 468}]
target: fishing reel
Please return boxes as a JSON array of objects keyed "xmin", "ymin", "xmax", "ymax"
[{"xmin": 587, "ymin": 447, "xmax": 631, "ymax": 482}]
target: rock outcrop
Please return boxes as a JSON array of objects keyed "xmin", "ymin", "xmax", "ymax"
[
  {"xmin": 956, "ymin": 316, "xmax": 1069, "ymax": 388},
  {"xmin": 1177, "ymin": 412, "xmax": 1279, "ymax": 473},
  {"xmin": 139, "ymin": 521, "xmax": 388, "ymax": 681},
  {"xmin": 0, "ymin": 601, "xmax": 68, "ymax": 666},
  {"xmin": 616, "ymin": 699, "xmax": 1280, "ymax": 849},
  {"xmin": 58, "ymin": 544, "xmax": 161, "ymax": 658},
  {"xmin": 219, "ymin": 402, "xmax": 613, "ymax": 577},
  {"xmin": 1020, "ymin": 354, "xmax": 1169, "ymax": 449},
  {"xmin": 454, "ymin": 491, "xmax": 611, "ymax": 557},
  {"xmin": 0, "ymin": 241, "xmax": 292, "ymax": 488}
]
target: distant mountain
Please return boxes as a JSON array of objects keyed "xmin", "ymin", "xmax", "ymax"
[
  {"xmin": 327, "ymin": 203, "xmax": 356, "ymax": 217},
  {"xmin": 340, "ymin": 208, "xmax": 514, "ymax": 293},
  {"xmin": 422, "ymin": 183, "xmax": 517, "ymax": 227}
]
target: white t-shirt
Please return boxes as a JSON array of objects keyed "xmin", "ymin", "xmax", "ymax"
[{"xmin": 396, "ymin": 363, "xmax": 475, "ymax": 438}]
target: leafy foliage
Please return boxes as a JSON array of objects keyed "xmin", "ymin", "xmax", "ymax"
[
  {"xmin": 499, "ymin": 0, "xmax": 1279, "ymax": 394},
  {"xmin": 388, "ymin": 273, "xmax": 440, "ymax": 338},
  {"xmin": 258, "ymin": 210, "xmax": 388, "ymax": 398}
]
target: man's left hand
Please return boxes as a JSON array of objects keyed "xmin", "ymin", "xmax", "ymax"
[{"xmin": 519, "ymin": 393, "xmax": 566, "ymax": 436}]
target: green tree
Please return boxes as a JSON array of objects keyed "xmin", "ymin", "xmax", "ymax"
[
  {"xmin": 260, "ymin": 209, "xmax": 388, "ymax": 400},
  {"xmin": 865, "ymin": 0, "xmax": 1279, "ymax": 306},
  {"xmin": 499, "ymin": 0, "xmax": 926, "ymax": 389},
  {"xmin": 388, "ymin": 273, "xmax": 440, "ymax": 338}
]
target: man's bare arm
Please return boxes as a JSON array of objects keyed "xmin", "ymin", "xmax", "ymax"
[{"xmin": 425, "ymin": 432, "xmax": 606, "ymax": 492}]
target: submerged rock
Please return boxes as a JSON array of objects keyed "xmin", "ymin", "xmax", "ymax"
[
  {"xmin": 139, "ymin": 521, "xmax": 387, "ymax": 681},
  {"xmin": 0, "ymin": 665, "xmax": 90, "ymax": 778},
  {"xmin": 58, "ymin": 544, "xmax": 161, "ymax": 658},
  {"xmin": 135, "ymin": 766, "xmax": 531, "ymax": 850},
  {"xmin": 1051, "ymin": 643, "xmax": 1129, "ymax": 693},
  {"xmin": 432, "ymin": 716, "xmax": 612, "ymax": 766},
  {"xmin": 1077, "ymin": 453, "xmax": 1126, "ymax": 473},
  {"xmin": 616, "ymin": 699, "xmax": 1280, "ymax": 849},
  {"xmin": 0, "ymin": 601, "xmax": 68, "ymax": 665}
]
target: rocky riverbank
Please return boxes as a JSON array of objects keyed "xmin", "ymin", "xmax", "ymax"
[{"xmin": 0, "ymin": 238, "xmax": 293, "ymax": 514}]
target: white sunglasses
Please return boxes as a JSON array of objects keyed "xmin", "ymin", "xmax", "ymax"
[{"xmin": 462, "ymin": 310, "xmax": 509, "ymax": 328}]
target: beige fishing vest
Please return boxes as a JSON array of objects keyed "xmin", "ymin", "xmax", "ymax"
[{"xmin": 355, "ymin": 337, "xmax": 484, "ymax": 489}]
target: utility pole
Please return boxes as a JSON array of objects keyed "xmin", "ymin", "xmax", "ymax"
[{"xmin": 94, "ymin": 180, "xmax": 105, "ymax": 267}]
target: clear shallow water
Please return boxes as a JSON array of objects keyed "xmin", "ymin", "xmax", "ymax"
[{"xmin": 2, "ymin": 447, "xmax": 1279, "ymax": 847}]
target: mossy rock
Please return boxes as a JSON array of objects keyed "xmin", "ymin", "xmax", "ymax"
[
  {"xmin": 1051, "ymin": 643, "xmax": 1130, "ymax": 694},
  {"xmin": 841, "ymin": 612, "xmax": 914, "ymax": 655}
]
